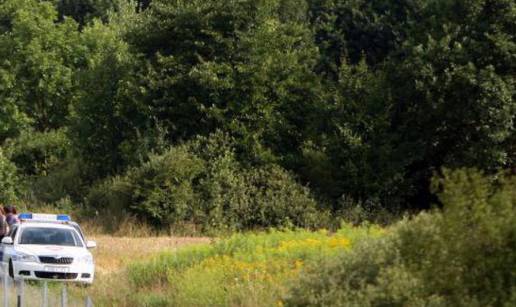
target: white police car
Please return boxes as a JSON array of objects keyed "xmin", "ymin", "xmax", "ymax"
[{"xmin": 0, "ymin": 213, "xmax": 96, "ymax": 284}]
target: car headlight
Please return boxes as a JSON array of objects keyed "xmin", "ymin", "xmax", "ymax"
[
  {"xmin": 76, "ymin": 255, "xmax": 94, "ymax": 265},
  {"xmin": 13, "ymin": 253, "xmax": 38, "ymax": 263}
]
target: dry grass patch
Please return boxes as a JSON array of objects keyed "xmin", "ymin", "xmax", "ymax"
[
  {"xmin": 68, "ymin": 235, "xmax": 211, "ymax": 306},
  {"xmin": 91, "ymin": 235, "xmax": 211, "ymax": 275}
]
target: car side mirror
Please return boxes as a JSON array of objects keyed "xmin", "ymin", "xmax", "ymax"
[
  {"xmin": 86, "ymin": 240, "xmax": 97, "ymax": 249},
  {"xmin": 1, "ymin": 237, "xmax": 13, "ymax": 245}
]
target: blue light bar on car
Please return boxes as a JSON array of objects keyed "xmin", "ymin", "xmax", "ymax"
[
  {"xmin": 18, "ymin": 213, "xmax": 33, "ymax": 220},
  {"xmin": 18, "ymin": 213, "xmax": 71, "ymax": 222},
  {"xmin": 56, "ymin": 214, "xmax": 71, "ymax": 222}
]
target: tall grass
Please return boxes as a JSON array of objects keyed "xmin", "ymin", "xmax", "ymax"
[{"xmin": 120, "ymin": 224, "xmax": 382, "ymax": 306}]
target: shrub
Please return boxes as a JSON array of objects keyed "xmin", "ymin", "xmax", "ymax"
[
  {"xmin": 29, "ymin": 157, "xmax": 89, "ymax": 204},
  {"xmin": 85, "ymin": 174, "xmax": 138, "ymax": 233},
  {"xmin": 286, "ymin": 169, "xmax": 516, "ymax": 306},
  {"xmin": 402, "ymin": 169, "xmax": 516, "ymax": 306},
  {"xmin": 87, "ymin": 133, "xmax": 327, "ymax": 231},
  {"xmin": 193, "ymin": 133, "xmax": 328, "ymax": 230},
  {"xmin": 2, "ymin": 129, "xmax": 88, "ymax": 204},
  {"xmin": 4, "ymin": 129, "xmax": 70, "ymax": 177},
  {"xmin": 233, "ymin": 165, "xmax": 324, "ymax": 229},
  {"xmin": 86, "ymin": 145, "xmax": 204, "ymax": 229},
  {"xmin": 336, "ymin": 195, "xmax": 399, "ymax": 226},
  {"xmin": 126, "ymin": 146, "xmax": 205, "ymax": 226},
  {"xmin": 198, "ymin": 162, "xmax": 325, "ymax": 230}
]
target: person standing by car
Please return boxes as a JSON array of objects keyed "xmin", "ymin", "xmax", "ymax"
[
  {"xmin": 0, "ymin": 207, "xmax": 8, "ymax": 241},
  {"xmin": 4, "ymin": 205, "xmax": 19, "ymax": 227}
]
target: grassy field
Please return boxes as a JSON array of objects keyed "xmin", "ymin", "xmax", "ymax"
[
  {"xmin": 75, "ymin": 224, "xmax": 383, "ymax": 306},
  {"xmin": 0, "ymin": 235, "xmax": 210, "ymax": 307},
  {"xmin": 90, "ymin": 235, "xmax": 211, "ymax": 275},
  {"xmin": 66, "ymin": 235, "xmax": 211, "ymax": 306},
  {"xmin": 52, "ymin": 171, "xmax": 516, "ymax": 307},
  {"xmin": 16, "ymin": 191, "xmax": 516, "ymax": 307}
]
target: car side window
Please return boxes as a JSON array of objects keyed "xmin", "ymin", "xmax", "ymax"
[{"xmin": 72, "ymin": 223, "xmax": 85, "ymax": 241}]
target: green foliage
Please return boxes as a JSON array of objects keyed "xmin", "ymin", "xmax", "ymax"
[
  {"xmin": 0, "ymin": 148, "xmax": 19, "ymax": 203},
  {"xmin": 68, "ymin": 11, "xmax": 142, "ymax": 176},
  {"xmin": 52, "ymin": 0, "xmax": 118, "ymax": 25},
  {"xmin": 87, "ymin": 133, "xmax": 325, "ymax": 230},
  {"xmin": 120, "ymin": 0, "xmax": 324, "ymax": 165},
  {"xmin": 299, "ymin": 59, "xmax": 407, "ymax": 206},
  {"xmin": 1, "ymin": 129, "xmax": 89, "ymax": 204},
  {"xmin": 86, "ymin": 146, "xmax": 204, "ymax": 228},
  {"xmin": 286, "ymin": 169, "xmax": 516, "ymax": 306},
  {"xmin": 382, "ymin": 0, "xmax": 516, "ymax": 205},
  {"xmin": 306, "ymin": 0, "xmax": 425, "ymax": 75},
  {"xmin": 0, "ymin": 0, "xmax": 82, "ymax": 136},
  {"xmin": 301, "ymin": 0, "xmax": 515, "ymax": 209},
  {"xmin": 127, "ymin": 146, "xmax": 204, "ymax": 225},
  {"xmin": 4, "ymin": 129, "xmax": 70, "ymax": 176},
  {"xmin": 0, "ymin": 0, "xmax": 514, "ymax": 227},
  {"xmin": 126, "ymin": 225, "xmax": 377, "ymax": 306},
  {"xmin": 29, "ymin": 157, "xmax": 88, "ymax": 204}
]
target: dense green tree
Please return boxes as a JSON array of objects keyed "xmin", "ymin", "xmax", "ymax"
[
  {"xmin": 0, "ymin": 0, "xmax": 513, "ymax": 217},
  {"xmin": 306, "ymin": 0, "xmax": 426, "ymax": 76},
  {"xmin": 51, "ymin": 0, "xmax": 117, "ymax": 25},
  {"xmin": 121, "ymin": 0, "xmax": 325, "ymax": 166},
  {"xmin": 298, "ymin": 59, "xmax": 410, "ymax": 208},
  {"xmin": 385, "ymin": 0, "xmax": 515, "ymax": 206},
  {"xmin": 0, "ymin": 0, "xmax": 81, "ymax": 138},
  {"xmin": 68, "ymin": 13, "xmax": 141, "ymax": 176},
  {"xmin": 73, "ymin": 0, "xmax": 514, "ymax": 211},
  {"xmin": 301, "ymin": 0, "xmax": 514, "ymax": 209}
]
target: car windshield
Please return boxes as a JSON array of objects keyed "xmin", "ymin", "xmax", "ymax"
[{"xmin": 19, "ymin": 227, "xmax": 83, "ymax": 247}]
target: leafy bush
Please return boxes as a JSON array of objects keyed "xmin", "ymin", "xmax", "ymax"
[
  {"xmin": 84, "ymin": 174, "xmax": 136, "ymax": 233},
  {"xmin": 3, "ymin": 129, "xmax": 70, "ymax": 177},
  {"xmin": 336, "ymin": 195, "xmax": 399, "ymax": 226},
  {"xmin": 127, "ymin": 146, "xmax": 205, "ymax": 226},
  {"xmin": 285, "ymin": 169, "xmax": 516, "ymax": 306},
  {"xmin": 87, "ymin": 133, "xmax": 326, "ymax": 231},
  {"xmin": 1, "ymin": 129, "xmax": 93, "ymax": 204},
  {"xmin": 86, "ymin": 145, "xmax": 205, "ymax": 229},
  {"xmin": 0, "ymin": 148, "xmax": 19, "ymax": 203},
  {"xmin": 29, "ymin": 157, "xmax": 89, "ymax": 204}
]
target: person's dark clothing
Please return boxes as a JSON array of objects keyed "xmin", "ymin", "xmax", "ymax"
[
  {"xmin": 0, "ymin": 215, "xmax": 8, "ymax": 241},
  {"xmin": 5, "ymin": 214, "xmax": 18, "ymax": 227}
]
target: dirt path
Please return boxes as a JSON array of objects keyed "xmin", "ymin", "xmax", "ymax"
[{"xmin": 90, "ymin": 236, "xmax": 212, "ymax": 275}]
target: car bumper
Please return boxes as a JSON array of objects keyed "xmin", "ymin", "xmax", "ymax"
[{"xmin": 12, "ymin": 261, "xmax": 94, "ymax": 284}]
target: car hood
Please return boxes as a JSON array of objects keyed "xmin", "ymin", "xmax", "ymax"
[{"xmin": 15, "ymin": 245, "xmax": 90, "ymax": 257}]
